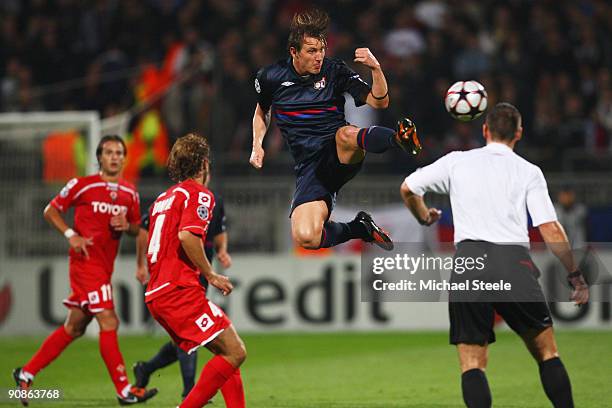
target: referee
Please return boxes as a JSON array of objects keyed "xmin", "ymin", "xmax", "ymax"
[{"xmin": 401, "ymin": 103, "xmax": 588, "ymax": 408}]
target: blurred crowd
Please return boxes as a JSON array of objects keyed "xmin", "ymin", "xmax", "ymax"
[{"xmin": 1, "ymin": 0, "xmax": 611, "ymax": 171}]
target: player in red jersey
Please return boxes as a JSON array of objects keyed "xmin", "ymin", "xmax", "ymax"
[
  {"xmin": 145, "ymin": 133, "xmax": 245, "ymax": 408},
  {"xmin": 13, "ymin": 135, "xmax": 158, "ymax": 406}
]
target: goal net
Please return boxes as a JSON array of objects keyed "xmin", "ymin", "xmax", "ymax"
[{"xmin": 0, "ymin": 111, "xmax": 101, "ymax": 258}]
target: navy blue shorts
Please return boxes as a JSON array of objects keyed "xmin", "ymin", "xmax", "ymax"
[{"xmin": 290, "ymin": 141, "xmax": 363, "ymax": 217}]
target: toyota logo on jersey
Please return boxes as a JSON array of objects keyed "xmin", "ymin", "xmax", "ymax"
[{"xmin": 92, "ymin": 201, "xmax": 128, "ymax": 215}]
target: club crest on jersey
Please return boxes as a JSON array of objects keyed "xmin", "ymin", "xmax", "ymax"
[
  {"xmin": 60, "ymin": 178, "xmax": 78, "ymax": 197},
  {"xmin": 109, "ymin": 191, "xmax": 117, "ymax": 201},
  {"xmin": 197, "ymin": 205, "xmax": 209, "ymax": 220},
  {"xmin": 314, "ymin": 76, "xmax": 326, "ymax": 90}
]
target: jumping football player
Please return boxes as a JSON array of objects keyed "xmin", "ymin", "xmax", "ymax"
[
  {"xmin": 144, "ymin": 133, "xmax": 245, "ymax": 408},
  {"xmin": 250, "ymin": 8, "xmax": 422, "ymax": 251},
  {"xmin": 13, "ymin": 135, "xmax": 158, "ymax": 406}
]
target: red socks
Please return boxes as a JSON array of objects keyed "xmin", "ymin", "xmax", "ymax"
[
  {"xmin": 181, "ymin": 356, "xmax": 244, "ymax": 408},
  {"xmin": 99, "ymin": 329, "xmax": 130, "ymax": 396},
  {"xmin": 23, "ymin": 326, "xmax": 74, "ymax": 377},
  {"xmin": 221, "ymin": 369, "xmax": 246, "ymax": 407}
]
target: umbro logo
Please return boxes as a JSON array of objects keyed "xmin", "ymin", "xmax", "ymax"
[{"xmin": 281, "ymin": 81, "xmax": 295, "ymax": 87}]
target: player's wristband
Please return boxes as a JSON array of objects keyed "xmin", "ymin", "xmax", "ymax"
[
  {"xmin": 371, "ymin": 90, "xmax": 388, "ymax": 100},
  {"xmin": 64, "ymin": 228, "xmax": 76, "ymax": 239},
  {"xmin": 567, "ymin": 270, "xmax": 586, "ymax": 289}
]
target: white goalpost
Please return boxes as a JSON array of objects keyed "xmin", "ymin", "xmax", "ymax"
[{"xmin": 0, "ymin": 111, "xmax": 101, "ymax": 174}]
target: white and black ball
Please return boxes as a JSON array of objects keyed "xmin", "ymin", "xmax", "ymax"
[{"xmin": 444, "ymin": 80, "xmax": 488, "ymax": 122}]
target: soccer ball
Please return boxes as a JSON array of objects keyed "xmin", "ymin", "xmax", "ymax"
[{"xmin": 444, "ymin": 80, "xmax": 488, "ymax": 122}]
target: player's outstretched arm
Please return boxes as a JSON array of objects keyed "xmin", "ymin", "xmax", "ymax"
[
  {"xmin": 354, "ymin": 48, "xmax": 389, "ymax": 109},
  {"xmin": 44, "ymin": 203, "xmax": 93, "ymax": 258},
  {"xmin": 400, "ymin": 182, "xmax": 442, "ymax": 226},
  {"xmin": 250, "ymin": 103, "xmax": 270, "ymax": 169},
  {"xmin": 538, "ymin": 221, "xmax": 589, "ymax": 305},
  {"xmin": 178, "ymin": 230, "xmax": 233, "ymax": 295}
]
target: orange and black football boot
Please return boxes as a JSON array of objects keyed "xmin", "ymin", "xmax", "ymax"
[
  {"xmin": 395, "ymin": 117, "xmax": 422, "ymax": 155},
  {"xmin": 355, "ymin": 211, "xmax": 394, "ymax": 251}
]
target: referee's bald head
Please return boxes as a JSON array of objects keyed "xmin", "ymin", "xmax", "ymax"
[{"xmin": 485, "ymin": 102, "xmax": 522, "ymax": 142}]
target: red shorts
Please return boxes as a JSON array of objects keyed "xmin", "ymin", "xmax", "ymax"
[
  {"xmin": 147, "ymin": 285, "xmax": 231, "ymax": 354},
  {"xmin": 62, "ymin": 261, "xmax": 114, "ymax": 314}
]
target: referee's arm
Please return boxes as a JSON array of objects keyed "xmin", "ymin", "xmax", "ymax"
[
  {"xmin": 538, "ymin": 221, "xmax": 589, "ymax": 304},
  {"xmin": 400, "ymin": 154, "xmax": 452, "ymax": 226},
  {"xmin": 528, "ymin": 167, "xmax": 589, "ymax": 305},
  {"xmin": 400, "ymin": 183, "xmax": 442, "ymax": 226}
]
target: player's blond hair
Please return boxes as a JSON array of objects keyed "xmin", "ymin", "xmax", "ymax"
[
  {"xmin": 288, "ymin": 8, "xmax": 329, "ymax": 51},
  {"xmin": 167, "ymin": 133, "xmax": 210, "ymax": 182}
]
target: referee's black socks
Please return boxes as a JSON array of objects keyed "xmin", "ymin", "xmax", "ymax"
[
  {"xmin": 539, "ymin": 357, "xmax": 574, "ymax": 408},
  {"xmin": 461, "ymin": 368, "xmax": 492, "ymax": 408}
]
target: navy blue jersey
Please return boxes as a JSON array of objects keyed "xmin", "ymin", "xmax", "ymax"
[
  {"xmin": 255, "ymin": 57, "xmax": 371, "ymax": 167},
  {"xmin": 141, "ymin": 191, "xmax": 226, "ymax": 262}
]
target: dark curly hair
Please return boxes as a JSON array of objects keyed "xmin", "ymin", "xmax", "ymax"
[
  {"xmin": 288, "ymin": 8, "xmax": 329, "ymax": 52},
  {"xmin": 167, "ymin": 133, "xmax": 210, "ymax": 182}
]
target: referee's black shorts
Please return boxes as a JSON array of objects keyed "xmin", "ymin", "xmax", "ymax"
[{"xmin": 449, "ymin": 240, "xmax": 553, "ymax": 346}]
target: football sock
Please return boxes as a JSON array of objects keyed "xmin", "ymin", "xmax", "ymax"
[
  {"xmin": 319, "ymin": 220, "xmax": 366, "ymax": 248},
  {"xmin": 356, "ymin": 126, "xmax": 397, "ymax": 153},
  {"xmin": 221, "ymin": 369, "xmax": 246, "ymax": 408},
  {"xmin": 177, "ymin": 346, "xmax": 197, "ymax": 397},
  {"xmin": 144, "ymin": 341, "xmax": 178, "ymax": 374},
  {"xmin": 181, "ymin": 355, "xmax": 236, "ymax": 408},
  {"xmin": 539, "ymin": 357, "xmax": 574, "ymax": 408},
  {"xmin": 347, "ymin": 217, "xmax": 369, "ymax": 238},
  {"xmin": 23, "ymin": 326, "xmax": 75, "ymax": 377},
  {"xmin": 461, "ymin": 369, "xmax": 492, "ymax": 408},
  {"xmin": 99, "ymin": 329, "xmax": 130, "ymax": 395}
]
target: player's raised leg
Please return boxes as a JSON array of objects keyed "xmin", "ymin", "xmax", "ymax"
[
  {"xmin": 95, "ymin": 309, "xmax": 157, "ymax": 405},
  {"xmin": 336, "ymin": 119, "xmax": 421, "ymax": 163},
  {"xmin": 521, "ymin": 327, "xmax": 574, "ymax": 408},
  {"xmin": 13, "ymin": 307, "xmax": 92, "ymax": 406},
  {"xmin": 181, "ymin": 325, "xmax": 247, "ymax": 408},
  {"xmin": 457, "ymin": 344, "xmax": 492, "ymax": 408}
]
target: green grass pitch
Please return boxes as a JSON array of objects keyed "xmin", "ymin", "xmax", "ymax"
[{"xmin": 1, "ymin": 331, "xmax": 610, "ymax": 407}]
